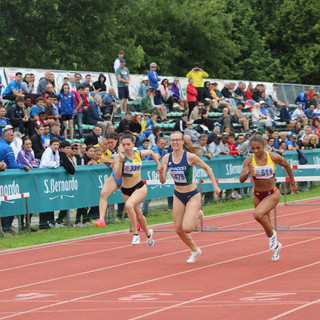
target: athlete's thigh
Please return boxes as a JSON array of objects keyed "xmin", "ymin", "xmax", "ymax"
[
  {"xmin": 101, "ymin": 175, "xmax": 118, "ymax": 196},
  {"xmin": 172, "ymin": 195, "xmax": 186, "ymax": 229},
  {"xmin": 255, "ymin": 190, "xmax": 280, "ymax": 215},
  {"xmin": 184, "ymin": 193, "xmax": 201, "ymax": 225},
  {"xmin": 127, "ymin": 185, "xmax": 148, "ymax": 205}
]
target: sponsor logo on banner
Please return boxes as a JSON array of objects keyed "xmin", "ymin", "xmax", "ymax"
[
  {"xmin": 0, "ymin": 180, "xmax": 20, "ymax": 204},
  {"xmin": 44, "ymin": 177, "xmax": 78, "ymax": 200}
]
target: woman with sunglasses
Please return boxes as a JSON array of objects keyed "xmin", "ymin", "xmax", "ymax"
[
  {"xmin": 158, "ymin": 131, "xmax": 220, "ymax": 263},
  {"xmin": 114, "ymin": 133, "xmax": 161, "ymax": 246}
]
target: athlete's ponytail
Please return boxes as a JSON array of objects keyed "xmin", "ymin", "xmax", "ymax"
[{"xmin": 183, "ymin": 140, "xmax": 203, "ymax": 154}]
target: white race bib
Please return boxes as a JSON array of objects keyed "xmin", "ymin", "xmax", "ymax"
[
  {"xmin": 169, "ymin": 169, "xmax": 187, "ymax": 183},
  {"xmin": 254, "ymin": 165, "xmax": 274, "ymax": 179},
  {"xmin": 123, "ymin": 162, "xmax": 142, "ymax": 175}
]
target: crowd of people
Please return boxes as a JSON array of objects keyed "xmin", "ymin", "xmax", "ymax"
[{"xmin": 1, "ymin": 51, "xmax": 320, "ymax": 235}]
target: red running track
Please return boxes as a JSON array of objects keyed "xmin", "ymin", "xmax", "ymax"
[{"xmin": 0, "ymin": 199, "xmax": 319, "ymax": 320}]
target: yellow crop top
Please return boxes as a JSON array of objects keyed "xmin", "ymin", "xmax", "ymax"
[{"xmin": 251, "ymin": 152, "xmax": 276, "ymax": 180}]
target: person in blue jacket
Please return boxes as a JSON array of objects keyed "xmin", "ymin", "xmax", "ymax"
[
  {"xmin": 148, "ymin": 62, "xmax": 163, "ymax": 105},
  {"xmin": 295, "ymin": 89, "xmax": 308, "ymax": 109},
  {"xmin": 58, "ymin": 83, "xmax": 75, "ymax": 139}
]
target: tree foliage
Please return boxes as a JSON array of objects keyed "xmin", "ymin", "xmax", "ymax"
[{"xmin": 0, "ymin": 0, "xmax": 319, "ymax": 84}]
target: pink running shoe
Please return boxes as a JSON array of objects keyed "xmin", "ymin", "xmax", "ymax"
[
  {"xmin": 93, "ymin": 219, "xmax": 106, "ymax": 227},
  {"xmin": 137, "ymin": 223, "xmax": 141, "ymax": 232}
]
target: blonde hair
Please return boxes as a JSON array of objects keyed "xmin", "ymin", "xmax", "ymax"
[
  {"xmin": 253, "ymin": 102, "xmax": 260, "ymax": 109},
  {"xmin": 310, "ymin": 134, "xmax": 319, "ymax": 144}
]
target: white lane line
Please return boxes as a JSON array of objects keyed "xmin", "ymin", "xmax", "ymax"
[
  {"xmin": 129, "ymin": 260, "xmax": 320, "ymax": 320},
  {"xmin": 267, "ymin": 297, "xmax": 320, "ymax": 320},
  {"xmin": 0, "ymin": 236, "xmax": 319, "ymax": 320}
]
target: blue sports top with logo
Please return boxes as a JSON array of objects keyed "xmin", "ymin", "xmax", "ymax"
[{"xmin": 168, "ymin": 150, "xmax": 196, "ymax": 186}]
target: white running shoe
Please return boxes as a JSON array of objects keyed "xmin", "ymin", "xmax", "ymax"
[
  {"xmin": 186, "ymin": 248, "xmax": 202, "ymax": 263},
  {"xmin": 269, "ymin": 231, "xmax": 277, "ymax": 251},
  {"xmin": 198, "ymin": 210, "xmax": 204, "ymax": 220},
  {"xmin": 272, "ymin": 242, "xmax": 282, "ymax": 261},
  {"xmin": 132, "ymin": 234, "xmax": 140, "ymax": 245},
  {"xmin": 147, "ymin": 229, "xmax": 154, "ymax": 247}
]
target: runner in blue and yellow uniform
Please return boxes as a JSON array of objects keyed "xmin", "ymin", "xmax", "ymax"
[
  {"xmin": 158, "ymin": 131, "xmax": 220, "ymax": 263},
  {"xmin": 114, "ymin": 133, "xmax": 161, "ymax": 246},
  {"xmin": 240, "ymin": 133, "xmax": 298, "ymax": 261}
]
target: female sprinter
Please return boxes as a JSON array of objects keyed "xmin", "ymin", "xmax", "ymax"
[
  {"xmin": 239, "ymin": 133, "xmax": 299, "ymax": 261},
  {"xmin": 114, "ymin": 133, "xmax": 161, "ymax": 246},
  {"xmin": 94, "ymin": 133, "xmax": 123, "ymax": 227},
  {"xmin": 158, "ymin": 131, "xmax": 221, "ymax": 263}
]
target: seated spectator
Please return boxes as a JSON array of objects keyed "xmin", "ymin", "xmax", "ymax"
[
  {"xmin": 280, "ymin": 101, "xmax": 297, "ymax": 130},
  {"xmin": 43, "ymin": 83, "xmax": 55, "ymax": 102},
  {"xmin": 307, "ymin": 86, "xmax": 315, "ymax": 100},
  {"xmin": 286, "ymin": 135, "xmax": 299, "ymax": 151},
  {"xmin": 148, "ymin": 126, "xmax": 162, "ymax": 148},
  {"xmin": 235, "ymin": 133, "xmax": 245, "ymax": 147},
  {"xmin": 259, "ymin": 101, "xmax": 274, "ymax": 125},
  {"xmin": 39, "ymin": 137, "xmax": 60, "ymax": 168},
  {"xmin": 44, "ymin": 94, "xmax": 58, "ymax": 125},
  {"xmin": 266, "ymin": 84, "xmax": 284, "ymax": 108},
  {"xmin": 87, "ymin": 94, "xmax": 111, "ymax": 137},
  {"xmin": 245, "ymin": 82, "xmax": 253, "ymax": 100},
  {"xmin": 202, "ymin": 81, "xmax": 218, "ymax": 110},
  {"xmin": 0, "ymin": 106, "xmax": 10, "ymax": 137},
  {"xmin": 141, "ymin": 112, "xmax": 153, "ymax": 137},
  {"xmin": 291, "ymin": 122, "xmax": 302, "ymax": 136},
  {"xmin": 309, "ymin": 134, "xmax": 320, "ymax": 148},
  {"xmin": 17, "ymin": 137, "xmax": 40, "ymax": 168},
  {"xmin": 130, "ymin": 113, "xmax": 145, "ymax": 147},
  {"xmin": 35, "ymin": 111, "xmax": 48, "ymax": 127},
  {"xmin": 251, "ymin": 102, "xmax": 272, "ymax": 128},
  {"xmin": 227, "ymin": 132, "xmax": 239, "ymax": 157},
  {"xmin": 299, "ymin": 125, "xmax": 313, "ymax": 141},
  {"xmin": 10, "ymin": 131, "xmax": 23, "ymax": 159},
  {"xmin": 186, "ymin": 78, "xmax": 198, "ymax": 116},
  {"xmin": 195, "ymin": 134, "xmax": 212, "ymax": 160},
  {"xmin": 84, "ymin": 125, "xmax": 102, "ymax": 146},
  {"xmin": 37, "ymin": 71, "xmax": 51, "ymax": 96},
  {"xmin": 172, "ymin": 78, "xmax": 188, "ymax": 111},
  {"xmin": 136, "ymin": 76, "xmax": 149, "ymax": 101},
  {"xmin": 137, "ymin": 138, "xmax": 150, "ymax": 151},
  {"xmin": 21, "ymin": 73, "xmax": 37, "ymax": 103},
  {"xmin": 92, "ymin": 73, "xmax": 107, "ymax": 93},
  {"xmin": 174, "ymin": 112, "xmax": 188, "ymax": 133},
  {"xmin": 295, "ymin": 88, "xmax": 308, "ymax": 109},
  {"xmin": 101, "ymin": 86, "xmax": 118, "ymax": 120},
  {"xmin": 159, "ymin": 79, "xmax": 175, "ymax": 111},
  {"xmin": 49, "ymin": 73, "xmax": 57, "ymax": 93},
  {"xmin": 221, "ymin": 82, "xmax": 237, "ymax": 108},
  {"xmin": 82, "ymin": 74, "xmax": 92, "ymax": 90},
  {"xmin": 308, "ymin": 94, "xmax": 319, "ymax": 109},
  {"xmin": 314, "ymin": 104, "xmax": 320, "ymax": 117},
  {"xmin": 7, "ymin": 96, "xmax": 31, "ymax": 134},
  {"xmin": 313, "ymin": 118, "xmax": 320, "ymax": 139},
  {"xmin": 41, "ymin": 124, "xmax": 51, "ymax": 149},
  {"xmin": 31, "ymin": 125, "xmax": 45, "ymax": 159},
  {"xmin": 279, "ymin": 131, "xmax": 287, "ymax": 144},
  {"xmin": 210, "ymin": 82, "xmax": 232, "ymax": 111},
  {"xmin": 297, "ymin": 135, "xmax": 311, "ymax": 150},
  {"xmin": 237, "ymin": 132, "xmax": 252, "ymax": 156},
  {"xmin": 2, "ymin": 72, "xmax": 24, "ymax": 101},
  {"xmin": 305, "ymin": 104, "xmax": 315, "ymax": 126},
  {"xmin": 233, "ymin": 102, "xmax": 250, "ymax": 132},
  {"xmin": 267, "ymin": 137, "xmax": 276, "ymax": 152},
  {"xmin": 117, "ymin": 111, "xmax": 132, "ymax": 134},
  {"xmin": 291, "ymin": 103, "xmax": 308, "ymax": 127},
  {"xmin": 208, "ymin": 135, "xmax": 222, "ymax": 157},
  {"xmin": 145, "ymin": 137, "xmax": 167, "ymax": 161},
  {"xmin": 140, "ymin": 87, "xmax": 167, "ymax": 121},
  {"xmin": 219, "ymin": 133, "xmax": 230, "ymax": 156},
  {"xmin": 189, "ymin": 101, "xmax": 214, "ymax": 131},
  {"xmin": 49, "ymin": 121, "xmax": 65, "ymax": 142},
  {"xmin": 184, "ymin": 121, "xmax": 200, "ymax": 143},
  {"xmin": 277, "ymin": 141, "xmax": 287, "ymax": 155},
  {"xmin": 219, "ymin": 107, "xmax": 236, "ymax": 132},
  {"xmin": 30, "ymin": 97, "xmax": 46, "ymax": 125},
  {"xmin": 252, "ymin": 84, "xmax": 263, "ymax": 101}
]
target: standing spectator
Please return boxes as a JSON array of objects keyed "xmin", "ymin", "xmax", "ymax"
[
  {"xmin": 37, "ymin": 71, "xmax": 51, "ymax": 96},
  {"xmin": 49, "ymin": 121, "xmax": 65, "ymax": 142},
  {"xmin": 186, "ymin": 63, "xmax": 209, "ymax": 101},
  {"xmin": 7, "ymin": 96, "xmax": 30, "ymax": 134},
  {"xmin": 101, "ymin": 87, "xmax": 118, "ymax": 120},
  {"xmin": 172, "ymin": 78, "xmax": 188, "ymax": 111},
  {"xmin": 295, "ymin": 88, "xmax": 308, "ymax": 109},
  {"xmin": 115, "ymin": 59, "xmax": 130, "ymax": 112},
  {"xmin": 0, "ymin": 74, "xmax": 4, "ymax": 104},
  {"xmin": 82, "ymin": 74, "xmax": 92, "ymax": 90},
  {"xmin": 148, "ymin": 62, "xmax": 163, "ymax": 105},
  {"xmin": 136, "ymin": 76, "xmax": 149, "ymax": 101},
  {"xmin": 0, "ymin": 128, "xmax": 29, "ymax": 235},
  {"xmin": 184, "ymin": 121, "xmax": 200, "ymax": 143},
  {"xmin": 87, "ymin": 94, "xmax": 111, "ymax": 136},
  {"xmin": 71, "ymin": 142, "xmax": 81, "ymax": 165},
  {"xmin": 0, "ymin": 106, "xmax": 9, "ymax": 137},
  {"xmin": 49, "ymin": 73, "xmax": 57, "ymax": 93},
  {"xmin": 114, "ymin": 50, "xmax": 124, "ymax": 72},
  {"xmin": 84, "ymin": 125, "xmax": 102, "ymax": 146},
  {"xmin": 2, "ymin": 72, "xmax": 24, "ymax": 101},
  {"xmin": 72, "ymin": 85, "xmax": 85, "ymax": 139},
  {"xmin": 219, "ymin": 133, "xmax": 230, "ymax": 155},
  {"xmin": 68, "ymin": 75, "xmax": 77, "ymax": 91},
  {"xmin": 174, "ymin": 112, "xmax": 188, "ymax": 133},
  {"xmin": 58, "ymin": 83, "xmax": 75, "ymax": 139},
  {"xmin": 291, "ymin": 104, "xmax": 308, "ymax": 127},
  {"xmin": 17, "ymin": 137, "xmax": 39, "ymax": 168},
  {"xmin": 186, "ymin": 78, "xmax": 198, "ymax": 116},
  {"xmin": 92, "ymin": 73, "xmax": 107, "ymax": 92},
  {"xmin": 31, "ymin": 125, "xmax": 45, "ymax": 159},
  {"xmin": 280, "ymin": 101, "xmax": 297, "ymax": 130}
]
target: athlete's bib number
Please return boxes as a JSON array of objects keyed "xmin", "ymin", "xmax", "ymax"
[
  {"xmin": 254, "ymin": 165, "xmax": 274, "ymax": 179},
  {"xmin": 123, "ymin": 163, "xmax": 142, "ymax": 175},
  {"xmin": 170, "ymin": 169, "xmax": 187, "ymax": 183}
]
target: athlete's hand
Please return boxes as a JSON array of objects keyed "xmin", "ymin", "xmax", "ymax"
[
  {"xmin": 248, "ymin": 163, "xmax": 254, "ymax": 174},
  {"xmin": 157, "ymin": 163, "xmax": 164, "ymax": 174},
  {"xmin": 119, "ymin": 153, "xmax": 125, "ymax": 163},
  {"xmin": 291, "ymin": 183, "xmax": 299, "ymax": 195},
  {"xmin": 213, "ymin": 186, "xmax": 221, "ymax": 197}
]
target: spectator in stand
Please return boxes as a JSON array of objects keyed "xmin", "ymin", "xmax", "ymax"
[
  {"xmin": 81, "ymin": 145, "xmax": 97, "ymax": 166},
  {"xmin": 148, "ymin": 62, "xmax": 162, "ymax": 105},
  {"xmin": 195, "ymin": 134, "xmax": 212, "ymax": 160},
  {"xmin": 234, "ymin": 82, "xmax": 248, "ymax": 101},
  {"xmin": 137, "ymin": 139, "xmax": 150, "ymax": 151},
  {"xmin": 297, "ymin": 135, "xmax": 311, "ymax": 150},
  {"xmin": 140, "ymin": 87, "xmax": 167, "ymax": 121},
  {"xmin": 17, "ymin": 137, "xmax": 39, "ymax": 168},
  {"xmin": 71, "ymin": 142, "xmax": 81, "ymax": 165},
  {"xmin": 189, "ymin": 101, "xmax": 214, "ymax": 131},
  {"xmin": 114, "ymin": 50, "xmax": 124, "ymax": 72},
  {"xmin": 44, "ymin": 94, "xmax": 57, "ymax": 125},
  {"xmin": 145, "ymin": 137, "xmax": 167, "ymax": 161},
  {"xmin": 31, "ymin": 125, "xmax": 45, "ymax": 159},
  {"xmin": 308, "ymin": 94, "xmax": 319, "ymax": 109},
  {"xmin": 219, "ymin": 107, "xmax": 236, "ymax": 132},
  {"xmin": 0, "ymin": 106, "xmax": 9, "ymax": 137},
  {"xmin": 266, "ymin": 84, "xmax": 284, "ymax": 108},
  {"xmin": 208, "ymin": 135, "xmax": 222, "ymax": 157},
  {"xmin": 43, "ymin": 83, "xmax": 55, "ymax": 102},
  {"xmin": 0, "ymin": 75, "xmax": 4, "ymax": 103},
  {"xmin": 279, "ymin": 131, "xmax": 287, "ymax": 144},
  {"xmin": 130, "ymin": 113, "xmax": 145, "ymax": 147},
  {"xmin": 148, "ymin": 126, "xmax": 162, "ymax": 148},
  {"xmin": 237, "ymin": 132, "xmax": 252, "ymax": 156},
  {"xmin": 136, "ymin": 76, "xmax": 149, "ymax": 101},
  {"xmin": 252, "ymin": 83, "xmax": 263, "ymax": 102},
  {"xmin": 172, "ymin": 78, "xmax": 188, "ymax": 111},
  {"xmin": 186, "ymin": 78, "xmax": 198, "ymax": 116},
  {"xmin": 280, "ymin": 101, "xmax": 297, "ymax": 130},
  {"xmin": 74, "ymin": 73, "xmax": 82, "ymax": 89},
  {"xmin": 92, "ymin": 73, "xmax": 107, "ymax": 93},
  {"xmin": 295, "ymin": 88, "xmax": 308, "ymax": 109},
  {"xmin": 115, "ymin": 58, "xmax": 130, "ymax": 112},
  {"xmin": 307, "ymin": 86, "xmax": 315, "ymax": 101},
  {"xmin": 299, "ymin": 126, "xmax": 313, "ymax": 141},
  {"xmin": 218, "ymin": 133, "xmax": 230, "ymax": 156},
  {"xmin": 117, "ymin": 111, "xmax": 132, "ymax": 134},
  {"xmin": 202, "ymin": 81, "xmax": 218, "ymax": 110},
  {"xmin": 22, "ymin": 96, "xmax": 32, "ymax": 119},
  {"xmin": 286, "ymin": 135, "xmax": 299, "ymax": 151},
  {"xmin": 48, "ymin": 73, "xmax": 57, "ymax": 93},
  {"xmin": 305, "ymin": 104, "xmax": 315, "ymax": 126},
  {"xmin": 87, "ymin": 94, "xmax": 111, "ymax": 137},
  {"xmin": 41, "ymin": 124, "xmax": 51, "ymax": 149},
  {"xmin": 21, "ymin": 73, "xmax": 36, "ymax": 102},
  {"xmin": 84, "ymin": 125, "xmax": 102, "ymax": 146},
  {"xmin": 251, "ymin": 102, "xmax": 272, "ymax": 128},
  {"xmin": 30, "ymin": 97, "xmax": 46, "ymax": 127},
  {"xmin": 291, "ymin": 103, "xmax": 308, "ymax": 127},
  {"xmin": 58, "ymin": 84, "xmax": 74, "ymax": 139},
  {"xmin": 49, "ymin": 121, "xmax": 65, "ymax": 142},
  {"xmin": 233, "ymin": 102, "xmax": 250, "ymax": 132},
  {"xmin": 313, "ymin": 118, "xmax": 320, "ymax": 139},
  {"xmin": 158, "ymin": 79, "xmax": 174, "ymax": 111},
  {"xmin": 67, "ymin": 75, "xmax": 77, "ymax": 91},
  {"xmin": 2, "ymin": 72, "xmax": 24, "ymax": 101},
  {"xmin": 221, "ymin": 82, "xmax": 237, "ymax": 109},
  {"xmin": 227, "ymin": 132, "xmax": 239, "ymax": 157},
  {"xmin": 186, "ymin": 63, "xmax": 209, "ymax": 101},
  {"xmin": 37, "ymin": 71, "xmax": 51, "ymax": 96},
  {"xmin": 309, "ymin": 134, "xmax": 320, "ymax": 148},
  {"xmin": 314, "ymin": 104, "xmax": 320, "ymax": 118},
  {"xmin": 259, "ymin": 101, "xmax": 275, "ymax": 125},
  {"xmin": 141, "ymin": 112, "xmax": 153, "ymax": 137},
  {"xmin": 7, "ymin": 96, "xmax": 31, "ymax": 134},
  {"xmin": 82, "ymin": 74, "xmax": 92, "ymax": 90},
  {"xmin": 235, "ymin": 133, "xmax": 245, "ymax": 147},
  {"xmin": 210, "ymin": 82, "xmax": 232, "ymax": 111},
  {"xmin": 184, "ymin": 121, "xmax": 200, "ymax": 143},
  {"xmin": 277, "ymin": 141, "xmax": 287, "ymax": 155},
  {"xmin": 71, "ymin": 85, "xmax": 85, "ymax": 139},
  {"xmin": 101, "ymin": 86, "xmax": 118, "ymax": 120},
  {"xmin": 35, "ymin": 111, "xmax": 48, "ymax": 127},
  {"xmin": 245, "ymin": 82, "xmax": 253, "ymax": 100},
  {"xmin": 267, "ymin": 137, "xmax": 276, "ymax": 152},
  {"xmin": 173, "ymin": 112, "xmax": 188, "ymax": 133},
  {"xmin": 263, "ymin": 134, "xmax": 272, "ymax": 151}
]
